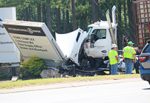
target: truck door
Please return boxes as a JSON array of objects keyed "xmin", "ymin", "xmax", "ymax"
[{"xmin": 84, "ymin": 29, "xmax": 111, "ymax": 58}]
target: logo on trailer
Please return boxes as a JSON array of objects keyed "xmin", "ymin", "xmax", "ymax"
[{"xmin": 27, "ymin": 28, "xmax": 34, "ymax": 34}]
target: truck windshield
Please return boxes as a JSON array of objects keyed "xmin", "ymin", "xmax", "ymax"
[{"xmin": 92, "ymin": 29, "xmax": 106, "ymax": 39}]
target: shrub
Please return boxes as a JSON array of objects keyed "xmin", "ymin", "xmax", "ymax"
[
  {"xmin": 0, "ymin": 67, "xmax": 12, "ymax": 80},
  {"xmin": 20, "ymin": 56, "xmax": 47, "ymax": 79}
]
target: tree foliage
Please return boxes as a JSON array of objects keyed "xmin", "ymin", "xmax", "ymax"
[{"xmin": 0, "ymin": 0, "xmax": 135, "ymax": 48}]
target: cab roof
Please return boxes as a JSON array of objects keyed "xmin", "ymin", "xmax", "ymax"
[{"xmin": 88, "ymin": 20, "xmax": 117, "ymax": 29}]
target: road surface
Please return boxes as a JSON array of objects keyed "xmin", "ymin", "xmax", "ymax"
[{"xmin": 0, "ymin": 78, "xmax": 150, "ymax": 103}]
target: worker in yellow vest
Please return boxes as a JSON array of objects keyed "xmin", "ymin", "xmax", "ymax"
[
  {"xmin": 123, "ymin": 41, "xmax": 136, "ymax": 74},
  {"xmin": 108, "ymin": 44, "xmax": 118, "ymax": 75}
]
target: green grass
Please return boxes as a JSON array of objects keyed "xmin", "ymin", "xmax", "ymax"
[{"xmin": 0, "ymin": 74, "xmax": 140, "ymax": 89}]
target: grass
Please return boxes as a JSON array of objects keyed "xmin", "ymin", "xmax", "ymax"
[{"xmin": 0, "ymin": 74, "xmax": 140, "ymax": 89}]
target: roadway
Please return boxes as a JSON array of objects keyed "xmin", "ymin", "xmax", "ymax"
[{"xmin": 0, "ymin": 78, "xmax": 150, "ymax": 103}]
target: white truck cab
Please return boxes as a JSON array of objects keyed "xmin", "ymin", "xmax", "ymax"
[
  {"xmin": 84, "ymin": 6, "xmax": 117, "ymax": 59},
  {"xmin": 84, "ymin": 21, "xmax": 112, "ymax": 58}
]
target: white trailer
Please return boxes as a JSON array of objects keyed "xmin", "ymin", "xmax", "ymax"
[
  {"xmin": 0, "ymin": 7, "xmax": 20, "ymax": 67},
  {"xmin": 3, "ymin": 20, "xmax": 64, "ymax": 63}
]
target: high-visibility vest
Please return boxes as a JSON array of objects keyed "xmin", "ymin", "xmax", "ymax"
[
  {"xmin": 108, "ymin": 50, "xmax": 118, "ymax": 65},
  {"xmin": 123, "ymin": 46, "xmax": 136, "ymax": 59}
]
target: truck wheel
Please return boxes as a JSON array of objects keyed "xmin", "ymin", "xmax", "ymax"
[{"xmin": 148, "ymin": 81, "xmax": 150, "ymax": 85}]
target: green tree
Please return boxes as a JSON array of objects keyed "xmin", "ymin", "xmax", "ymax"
[{"xmin": 0, "ymin": 0, "xmax": 136, "ymax": 48}]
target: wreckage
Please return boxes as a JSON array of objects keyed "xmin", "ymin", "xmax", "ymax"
[{"xmin": 3, "ymin": 6, "xmax": 117, "ymax": 76}]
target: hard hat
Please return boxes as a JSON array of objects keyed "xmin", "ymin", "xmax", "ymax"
[
  {"xmin": 112, "ymin": 44, "xmax": 117, "ymax": 48},
  {"xmin": 128, "ymin": 41, "xmax": 134, "ymax": 45}
]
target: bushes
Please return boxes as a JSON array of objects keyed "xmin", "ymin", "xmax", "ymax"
[
  {"xmin": 0, "ymin": 67, "xmax": 12, "ymax": 80},
  {"xmin": 20, "ymin": 56, "xmax": 47, "ymax": 79}
]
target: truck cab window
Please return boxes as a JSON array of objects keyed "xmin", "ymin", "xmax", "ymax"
[{"xmin": 91, "ymin": 29, "xmax": 106, "ymax": 41}]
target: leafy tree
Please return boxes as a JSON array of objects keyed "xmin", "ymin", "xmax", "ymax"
[{"xmin": 0, "ymin": 0, "xmax": 136, "ymax": 48}]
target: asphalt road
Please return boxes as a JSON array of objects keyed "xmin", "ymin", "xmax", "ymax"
[{"xmin": 0, "ymin": 78, "xmax": 150, "ymax": 103}]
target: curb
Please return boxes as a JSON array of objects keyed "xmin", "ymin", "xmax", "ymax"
[{"xmin": 0, "ymin": 78, "xmax": 141, "ymax": 94}]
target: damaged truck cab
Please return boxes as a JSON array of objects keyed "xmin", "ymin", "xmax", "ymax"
[{"xmin": 79, "ymin": 6, "xmax": 117, "ymax": 70}]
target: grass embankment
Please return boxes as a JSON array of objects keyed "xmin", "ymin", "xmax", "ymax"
[{"xmin": 0, "ymin": 74, "xmax": 140, "ymax": 89}]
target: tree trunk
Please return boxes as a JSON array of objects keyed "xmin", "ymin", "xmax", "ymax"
[
  {"xmin": 62, "ymin": 10, "xmax": 66, "ymax": 33},
  {"xmin": 56, "ymin": 8, "xmax": 61, "ymax": 33},
  {"xmin": 42, "ymin": 3, "xmax": 46, "ymax": 22},
  {"xmin": 127, "ymin": 0, "xmax": 137, "ymax": 44},
  {"xmin": 91, "ymin": 0, "xmax": 99, "ymax": 22},
  {"xmin": 71, "ymin": 0, "xmax": 77, "ymax": 30},
  {"xmin": 117, "ymin": 0, "xmax": 123, "ymax": 49},
  {"xmin": 24, "ymin": 7, "xmax": 30, "ymax": 21},
  {"xmin": 37, "ymin": 2, "xmax": 42, "ymax": 21},
  {"xmin": 45, "ymin": 0, "xmax": 52, "ymax": 32},
  {"xmin": 66, "ymin": 9, "xmax": 70, "ymax": 32},
  {"xmin": 123, "ymin": 0, "xmax": 127, "ymax": 28}
]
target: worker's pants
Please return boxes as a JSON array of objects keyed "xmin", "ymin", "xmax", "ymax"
[
  {"xmin": 110, "ymin": 63, "xmax": 118, "ymax": 75},
  {"xmin": 124, "ymin": 58, "xmax": 133, "ymax": 74}
]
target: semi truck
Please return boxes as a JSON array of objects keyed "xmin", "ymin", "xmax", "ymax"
[
  {"xmin": 56, "ymin": 6, "xmax": 117, "ymax": 75},
  {"xmin": 3, "ymin": 6, "xmax": 117, "ymax": 76}
]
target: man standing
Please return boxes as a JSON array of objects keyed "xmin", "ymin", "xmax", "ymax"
[
  {"xmin": 108, "ymin": 44, "xmax": 118, "ymax": 75},
  {"xmin": 123, "ymin": 41, "xmax": 136, "ymax": 74}
]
